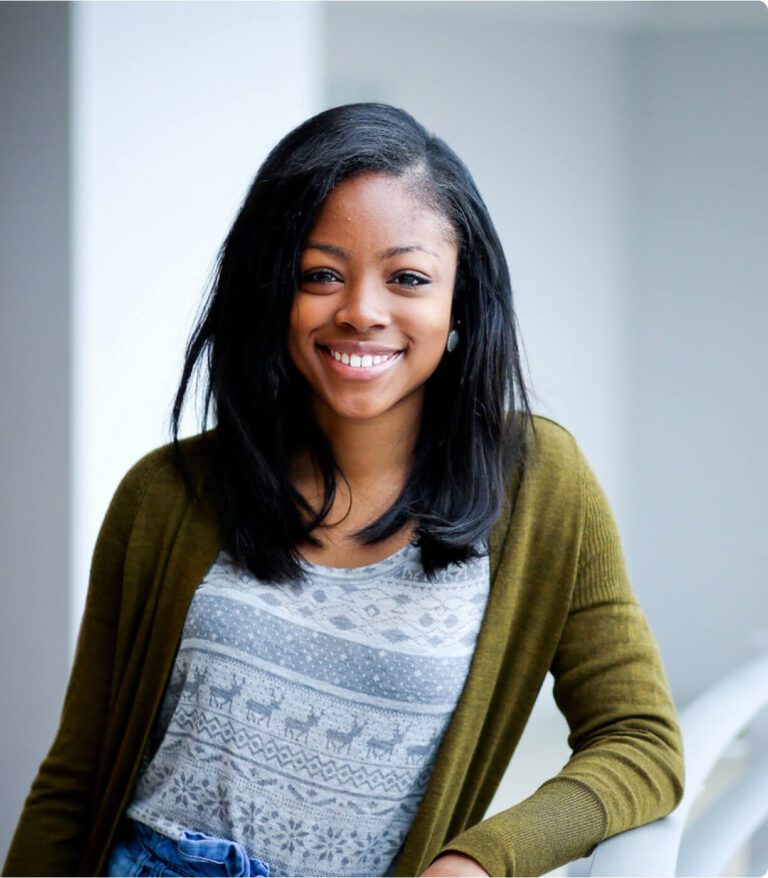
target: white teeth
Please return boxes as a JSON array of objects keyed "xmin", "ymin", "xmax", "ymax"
[{"xmin": 326, "ymin": 348, "xmax": 398, "ymax": 368}]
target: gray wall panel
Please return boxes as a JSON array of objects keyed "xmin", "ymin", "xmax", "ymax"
[{"xmin": 0, "ymin": 1, "xmax": 71, "ymax": 860}]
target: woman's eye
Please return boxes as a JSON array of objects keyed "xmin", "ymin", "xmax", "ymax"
[
  {"xmin": 302, "ymin": 269, "xmax": 339, "ymax": 284},
  {"xmin": 393, "ymin": 272, "xmax": 429, "ymax": 287}
]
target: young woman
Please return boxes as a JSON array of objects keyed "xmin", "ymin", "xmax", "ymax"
[{"xmin": 4, "ymin": 103, "xmax": 684, "ymax": 878}]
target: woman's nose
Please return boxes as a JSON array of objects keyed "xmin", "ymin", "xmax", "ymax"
[{"xmin": 334, "ymin": 280, "xmax": 391, "ymax": 332}]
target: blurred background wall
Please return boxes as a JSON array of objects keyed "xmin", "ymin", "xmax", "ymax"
[
  {"xmin": 1, "ymin": 1, "xmax": 71, "ymax": 862},
  {"xmin": 1, "ymin": 0, "xmax": 766, "ymax": 867}
]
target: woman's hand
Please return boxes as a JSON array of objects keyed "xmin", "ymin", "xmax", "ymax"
[{"xmin": 419, "ymin": 852, "xmax": 491, "ymax": 876}]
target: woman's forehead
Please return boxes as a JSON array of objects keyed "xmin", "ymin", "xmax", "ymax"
[{"xmin": 309, "ymin": 172, "xmax": 457, "ymax": 253}]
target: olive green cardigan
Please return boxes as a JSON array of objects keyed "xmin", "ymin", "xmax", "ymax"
[{"xmin": 3, "ymin": 417, "xmax": 683, "ymax": 877}]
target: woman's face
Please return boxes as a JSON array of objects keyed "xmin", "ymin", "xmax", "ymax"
[{"xmin": 288, "ymin": 172, "xmax": 458, "ymax": 428}]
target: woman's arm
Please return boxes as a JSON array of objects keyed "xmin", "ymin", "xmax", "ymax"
[
  {"xmin": 423, "ymin": 450, "xmax": 684, "ymax": 877},
  {"xmin": 3, "ymin": 459, "xmax": 153, "ymax": 877}
]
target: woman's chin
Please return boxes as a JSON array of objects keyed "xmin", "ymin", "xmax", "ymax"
[
  {"xmin": 309, "ymin": 384, "xmax": 424, "ymax": 428},
  {"xmin": 326, "ymin": 400, "xmax": 391, "ymax": 422}
]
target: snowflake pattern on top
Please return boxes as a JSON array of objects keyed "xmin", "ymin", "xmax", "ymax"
[{"xmin": 126, "ymin": 542, "xmax": 490, "ymax": 877}]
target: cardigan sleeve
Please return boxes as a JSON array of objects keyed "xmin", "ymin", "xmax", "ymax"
[
  {"xmin": 430, "ymin": 450, "xmax": 685, "ymax": 877},
  {"xmin": 2, "ymin": 456, "xmax": 156, "ymax": 877}
]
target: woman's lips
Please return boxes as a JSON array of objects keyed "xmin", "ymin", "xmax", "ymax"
[{"xmin": 317, "ymin": 344, "xmax": 403, "ymax": 380}]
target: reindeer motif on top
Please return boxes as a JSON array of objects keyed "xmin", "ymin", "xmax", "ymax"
[
  {"xmin": 284, "ymin": 706, "xmax": 324, "ymax": 744},
  {"xmin": 406, "ymin": 731, "xmax": 440, "ymax": 764},
  {"xmin": 208, "ymin": 674, "xmax": 246, "ymax": 714},
  {"xmin": 245, "ymin": 689, "xmax": 284, "ymax": 727},
  {"xmin": 182, "ymin": 666, "xmax": 208, "ymax": 704},
  {"xmin": 325, "ymin": 715, "xmax": 367, "ymax": 754},
  {"xmin": 366, "ymin": 723, "xmax": 407, "ymax": 761}
]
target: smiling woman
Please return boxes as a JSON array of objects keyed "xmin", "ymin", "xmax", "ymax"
[{"xmin": 4, "ymin": 104, "xmax": 683, "ymax": 878}]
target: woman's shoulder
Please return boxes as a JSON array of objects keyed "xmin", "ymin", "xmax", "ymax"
[
  {"xmin": 124, "ymin": 429, "xmax": 215, "ymax": 483},
  {"xmin": 494, "ymin": 414, "xmax": 586, "ymax": 532},
  {"xmin": 107, "ymin": 429, "xmax": 217, "ymax": 523},
  {"xmin": 515, "ymin": 415, "xmax": 617, "ymax": 540},
  {"xmin": 500, "ymin": 412, "xmax": 609, "ymax": 531},
  {"xmin": 524, "ymin": 414, "xmax": 584, "ymax": 484},
  {"xmin": 489, "ymin": 414, "xmax": 596, "ymax": 580},
  {"xmin": 528, "ymin": 413, "xmax": 578, "ymax": 450}
]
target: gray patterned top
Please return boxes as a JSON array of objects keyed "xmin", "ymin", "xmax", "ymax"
[{"xmin": 125, "ymin": 541, "xmax": 490, "ymax": 876}]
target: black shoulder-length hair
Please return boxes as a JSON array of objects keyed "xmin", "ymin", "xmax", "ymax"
[{"xmin": 170, "ymin": 102, "xmax": 534, "ymax": 583}]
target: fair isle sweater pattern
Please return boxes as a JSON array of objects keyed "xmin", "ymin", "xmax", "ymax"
[{"xmin": 125, "ymin": 542, "xmax": 490, "ymax": 877}]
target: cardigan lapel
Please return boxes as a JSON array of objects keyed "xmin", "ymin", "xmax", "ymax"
[{"xmin": 391, "ymin": 469, "xmax": 521, "ymax": 877}]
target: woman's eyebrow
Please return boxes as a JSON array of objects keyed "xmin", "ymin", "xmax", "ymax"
[
  {"xmin": 381, "ymin": 244, "xmax": 439, "ymax": 259},
  {"xmin": 303, "ymin": 242, "xmax": 439, "ymax": 260},
  {"xmin": 303, "ymin": 242, "xmax": 348, "ymax": 258}
]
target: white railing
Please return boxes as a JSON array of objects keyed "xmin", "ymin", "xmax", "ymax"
[{"xmin": 567, "ymin": 650, "xmax": 768, "ymax": 877}]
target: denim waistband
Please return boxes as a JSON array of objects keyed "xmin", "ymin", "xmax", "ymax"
[{"xmin": 134, "ymin": 820, "xmax": 270, "ymax": 877}]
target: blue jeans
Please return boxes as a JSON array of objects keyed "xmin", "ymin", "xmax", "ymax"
[{"xmin": 106, "ymin": 819, "xmax": 270, "ymax": 877}]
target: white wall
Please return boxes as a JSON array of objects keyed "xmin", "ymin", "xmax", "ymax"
[
  {"xmin": 626, "ymin": 26, "xmax": 768, "ymax": 704},
  {"xmin": 70, "ymin": 1, "xmax": 325, "ymax": 646}
]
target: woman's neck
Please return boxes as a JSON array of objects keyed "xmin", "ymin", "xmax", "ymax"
[
  {"xmin": 309, "ymin": 393, "xmax": 422, "ymax": 491},
  {"xmin": 293, "ymin": 404, "xmax": 419, "ymax": 567},
  {"xmin": 289, "ymin": 392, "xmax": 422, "ymax": 543},
  {"xmin": 289, "ymin": 395, "xmax": 424, "ymax": 564}
]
